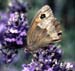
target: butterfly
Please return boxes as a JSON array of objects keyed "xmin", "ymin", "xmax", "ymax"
[{"xmin": 27, "ymin": 5, "xmax": 62, "ymax": 52}]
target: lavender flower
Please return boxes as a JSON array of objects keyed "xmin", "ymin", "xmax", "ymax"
[
  {"xmin": 0, "ymin": 0, "xmax": 28, "ymax": 63},
  {"xmin": 4, "ymin": 11, "xmax": 28, "ymax": 48},
  {"xmin": 22, "ymin": 44, "xmax": 73, "ymax": 71}
]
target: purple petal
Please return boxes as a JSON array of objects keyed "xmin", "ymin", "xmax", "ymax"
[
  {"xmin": 20, "ymin": 30, "xmax": 27, "ymax": 36},
  {"xmin": 4, "ymin": 38, "xmax": 16, "ymax": 42},
  {"xmin": 16, "ymin": 38, "xmax": 23, "ymax": 45}
]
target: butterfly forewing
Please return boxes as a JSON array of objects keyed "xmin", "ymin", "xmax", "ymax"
[{"xmin": 27, "ymin": 5, "xmax": 62, "ymax": 51}]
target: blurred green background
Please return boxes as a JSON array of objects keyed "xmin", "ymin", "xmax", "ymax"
[{"xmin": 0, "ymin": 0, "xmax": 75, "ymax": 71}]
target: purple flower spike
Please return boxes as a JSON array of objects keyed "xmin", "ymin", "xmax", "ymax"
[
  {"xmin": 22, "ymin": 44, "xmax": 73, "ymax": 71},
  {"xmin": 4, "ymin": 1, "xmax": 28, "ymax": 47},
  {"xmin": 0, "ymin": 0, "xmax": 29, "ymax": 63}
]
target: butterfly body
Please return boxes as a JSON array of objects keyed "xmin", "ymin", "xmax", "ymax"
[{"xmin": 27, "ymin": 5, "xmax": 62, "ymax": 51}]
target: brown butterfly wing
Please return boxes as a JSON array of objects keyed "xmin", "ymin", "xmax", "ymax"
[{"xmin": 27, "ymin": 5, "xmax": 62, "ymax": 51}]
